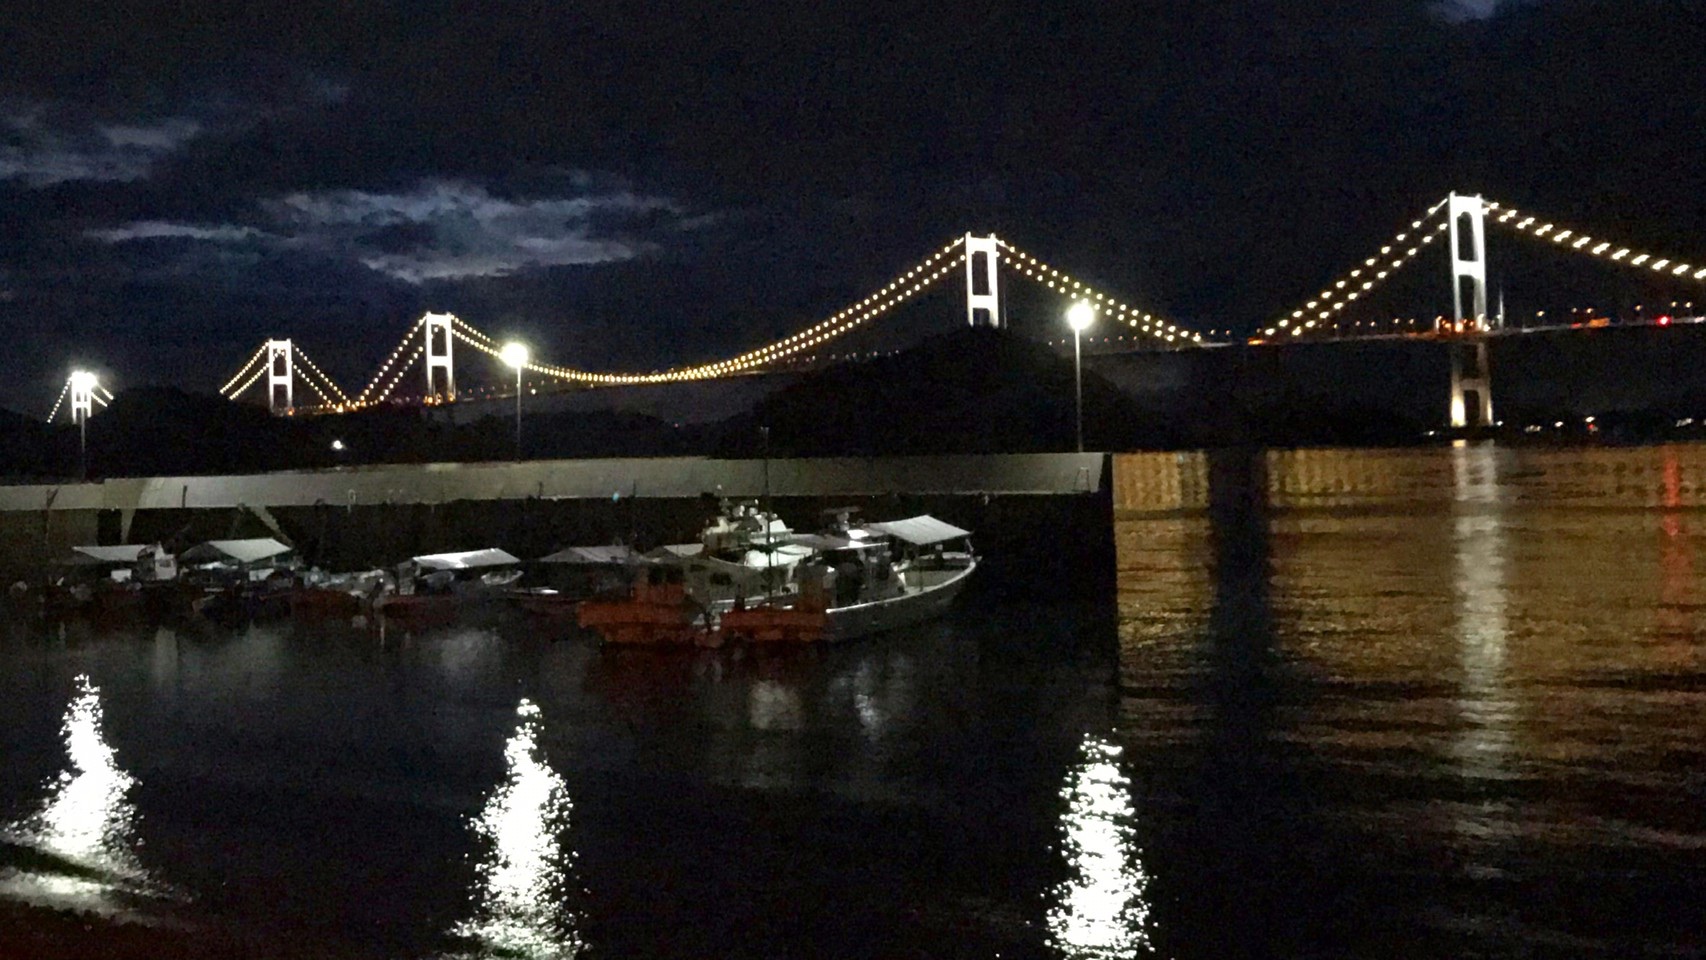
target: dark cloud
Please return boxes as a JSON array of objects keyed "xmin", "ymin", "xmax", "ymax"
[
  {"xmin": 86, "ymin": 177, "xmax": 691, "ymax": 283},
  {"xmin": 0, "ymin": 103, "xmax": 201, "ymax": 186}
]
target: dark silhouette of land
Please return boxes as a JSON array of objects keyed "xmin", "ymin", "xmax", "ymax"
[{"xmin": 3, "ymin": 327, "xmax": 1696, "ymax": 482}]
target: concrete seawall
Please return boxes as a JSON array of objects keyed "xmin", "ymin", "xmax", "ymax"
[{"xmin": 0, "ymin": 453, "xmax": 1112, "ymax": 601}]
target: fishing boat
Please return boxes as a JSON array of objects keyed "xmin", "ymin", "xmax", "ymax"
[
  {"xmin": 45, "ymin": 544, "xmax": 184, "ymax": 623},
  {"xmin": 290, "ymin": 568, "xmax": 393, "ymax": 622},
  {"xmin": 376, "ymin": 548, "xmax": 523, "ymax": 631},
  {"xmin": 508, "ymin": 544, "xmax": 639, "ymax": 622},
  {"xmin": 180, "ymin": 538, "xmax": 297, "ymax": 624},
  {"xmin": 578, "ymin": 503, "xmax": 976, "ymax": 646}
]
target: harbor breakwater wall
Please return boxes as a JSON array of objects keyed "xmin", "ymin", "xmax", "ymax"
[{"xmin": 0, "ymin": 453, "xmax": 1113, "ymax": 602}]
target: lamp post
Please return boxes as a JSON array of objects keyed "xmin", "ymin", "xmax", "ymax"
[
  {"xmin": 500, "ymin": 343, "xmax": 529, "ymax": 460},
  {"xmin": 69, "ymin": 370, "xmax": 97, "ymax": 479},
  {"xmin": 1066, "ymin": 301, "xmax": 1096, "ymax": 453}
]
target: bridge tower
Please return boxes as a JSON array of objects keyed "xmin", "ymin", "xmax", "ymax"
[
  {"xmin": 964, "ymin": 233, "xmax": 1002, "ymax": 327},
  {"xmin": 1446, "ymin": 193, "xmax": 1494, "ymax": 429},
  {"xmin": 424, "ymin": 312, "xmax": 455, "ymax": 401},
  {"xmin": 69, "ymin": 374, "xmax": 94, "ymax": 425},
  {"xmin": 265, "ymin": 338, "xmax": 293, "ymax": 415}
]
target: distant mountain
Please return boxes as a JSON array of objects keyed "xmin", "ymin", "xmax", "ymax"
[
  {"xmin": 718, "ymin": 327, "xmax": 1193, "ymax": 456},
  {"xmin": 1, "ymin": 330, "xmax": 1444, "ymax": 481}
]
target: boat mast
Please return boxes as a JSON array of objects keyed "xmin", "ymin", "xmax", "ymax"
[{"xmin": 761, "ymin": 425, "xmax": 772, "ymax": 602}]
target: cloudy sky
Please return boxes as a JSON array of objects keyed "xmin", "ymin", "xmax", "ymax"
[{"xmin": 2, "ymin": 0, "xmax": 1702, "ymax": 411}]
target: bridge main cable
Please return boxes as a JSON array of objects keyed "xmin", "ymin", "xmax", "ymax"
[
  {"xmin": 995, "ymin": 238, "xmax": 1208, "ymax": 345},
  {"xmin": 1486, "ymin": 199, "xmax": 1706, "ymax": 283},
  {"xmin": 453, "ymin": 238, "xmax": 971, "ymax": 384},
  {"xmin": 1267, "ymin": 197, "xmax": 1452, "ymax": 339},
  {"xmin": 219, "ymin": 343, "xmax": 268, "ymax": 398}
]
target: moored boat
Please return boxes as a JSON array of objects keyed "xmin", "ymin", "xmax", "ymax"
[
  {"xmin": 578, "ymin": 503, "xmax": 976, "ymax": 646},
  {"xmin": 376, "ymin": 548, "xmax": 522, "ymax": 630}
]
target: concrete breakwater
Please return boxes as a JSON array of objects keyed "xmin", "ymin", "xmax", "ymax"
[{"xmin": 0, "ymin": 453, "xmax": 1112, "ymax": 601}]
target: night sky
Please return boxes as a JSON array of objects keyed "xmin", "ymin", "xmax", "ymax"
[{"xmin": 3, "ymin": 0, "xmax": 1704, "ymax": 412}]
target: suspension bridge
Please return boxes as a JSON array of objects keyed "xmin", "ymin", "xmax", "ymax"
[{"xmin": 47, "ymin": 192, "xmax": 1706, "ymax": 432}]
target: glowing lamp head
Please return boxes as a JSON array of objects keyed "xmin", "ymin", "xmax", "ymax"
[
  {"xmin": 500, "ymin": 342, "xmax": 530, "ymax": 370},
  {"xmin": 1066, "ymin": 301, "xmax": 1096, "ymax": 333},
  {"xmin": 69, "ymin": 370, "xmax": 97, "ymax": 391}
]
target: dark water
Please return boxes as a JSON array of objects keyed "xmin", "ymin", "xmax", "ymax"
[{"xmin": 2, "ymin": 444, "xmax": 1704, "ymax": 958}]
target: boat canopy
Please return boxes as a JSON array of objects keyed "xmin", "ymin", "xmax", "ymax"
[
  {"xmin": 69, "ymin": 544, "xmax": 153, "ymax": 564},
  {"xmin": 648, "ymin": 543, "xmax": 705, "ymax": 560},
  {"xmin": 182, "ymin": 538, "xmax": 292, "ymax": 565},
  {"xmin": 863, "ymin": 515, "xmax": 972, "ymax": 546},
  {"xmin": 741, "ymin": 544, "xmax": 816, "ymax": 569},
  {"xmin": 412, "ymin": 548, "xmax": 520, "ymax": 571},
  {"xmin": 537, "ymin": 544, "xmax": 638, "ymax": 565}
]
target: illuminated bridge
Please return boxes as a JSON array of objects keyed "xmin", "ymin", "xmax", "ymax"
[{"xmin": 46, "ymin": 193, "xmax": 1706, "ymax": 432}]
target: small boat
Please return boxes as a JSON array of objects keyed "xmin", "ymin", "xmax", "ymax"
[
  {"xmin": 291, "ymin": 568, "xmax": 393, "ymax": 622},
  {"xmin": 578, "ymin": 503, "xmax": 976, "ymax": 646},
  {"xmin": 180, "ymin": 538, "xmax": 297, "ymax": 625},
  {"xmin": 377, "ymin": 548, "xmax": 522, "ymax": 630},
  {"xmin": 45, "ymin": 544, "xmax": 185, "ymax": 624},
  {"xmin": 507, "ymin": 544, "xmax": 638, "ymax": 627}
]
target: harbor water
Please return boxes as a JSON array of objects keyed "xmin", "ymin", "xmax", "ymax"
[{"xmin": 1, "ymin": 444, "xmax": 1703, "ymax": 957}]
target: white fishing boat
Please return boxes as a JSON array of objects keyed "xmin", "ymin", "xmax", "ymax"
[
  {"xmin": 578, "ymin": 502, "xmax": 977, "ymax": 645},
  {"xmin": 377, "ymin": 548, "xmax": 523, "ymax": 629}
]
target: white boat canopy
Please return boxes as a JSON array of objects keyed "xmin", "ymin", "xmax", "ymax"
[
  {"xmin": 412, "ymin": 548, "xmax": 520, "ymax": 571},
  {"xmin": 537, "ymin": 545, "xmax": 639, "ymax": 565},
  {"xmin": 741, "ymin": 544, "xmax": 816, "ymax": 569},
  {"xmin": 70, "ymin": 544, "xmax": 154, "ymax": 564},
  {"xmin": 863, "ymin": 516, "xmax": 972, "ymax": 546},
  {"xmin": 182, "ymin": 538, "xmax": 293, "ymax": 565},
  {"xmin": 648, "ymin": 543, "xmax": 705, "ymax": 560}
]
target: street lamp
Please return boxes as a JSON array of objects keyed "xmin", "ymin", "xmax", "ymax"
[
  {"xmin": 1066, "ymin": 301, "xmax": 1096, "ymax": 453},
  {"xmin": 69, "ymin": 370, "xmax": 97, "ymax": 479},
  {"xmin": 500, "ymin": 342, "xmax": 530, "ymax": 460}
]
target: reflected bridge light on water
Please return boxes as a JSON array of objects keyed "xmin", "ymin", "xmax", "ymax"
[
  {"xmin": 1048, "ymin": 735, "xmax": 1152, "ymax": 959},
  {"xmin": 451, "ymin": 698, "xmax": 583, "ymax": 959},
  {"xmin": 0, "ymin": 675, "xmax": 159, "ymax": 915}
]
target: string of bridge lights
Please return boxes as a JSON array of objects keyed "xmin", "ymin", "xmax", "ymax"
[
  {"xmin": 219, "ymin": 343, "xmax": 270, "ymax": 397},
  {"xmin": 49, "ymin": 372, "xmax": 115, "ymax": 422},
  {"xmin": 228, "ymin": 361, "xmax": 269, "ymax": 400},
  {"xmin": 1266, "ymin": 197, "xmax": 1452, "ymax": 339},
  {"xmin": 44, "ymin": 380, "xmax": 70, "ymax": 424},
  {"xmin": 442, "ymin": 240, "xmax": 971, "ymax": 386},
  {"xmin": 356, "ymin": 315, "xmax": 430, "ymax": 405},
  {"xmin": 1486, "ymin": 199, "xmax": 1706, "ymax": 282},
  {"xmin": 369, "ymin": 343, "xmax": 427, "ymax": 405},
  {"xmin": 217, "ymin": 341, "xmax": 351, "ymax": 408},
  {"xmin": 994, "ymin": 239, "xmax": 1204, "ymax": 345},
  {"xmin": 294, "ymin": 347, "xmax": 351, "ymax": 405}
]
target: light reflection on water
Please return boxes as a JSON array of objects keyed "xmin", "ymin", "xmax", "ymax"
[
  {"xmin": 1048, "ymin": 735, "xmax": 1152, "ymax": 959},
  {"xmin": 0, "ymin": 446, "xmax": 1702, "ymax": 957},
  {"xmin": 1450, "ymin": 443, "xmax": 1518, "ymax": 855},
  {"xmin": 0, "ymin": 675, "xmax": 161, "ymax": 916},
  {"xmin": 449, "ymin": 698, "xmax": 582, "ymax": 960}
]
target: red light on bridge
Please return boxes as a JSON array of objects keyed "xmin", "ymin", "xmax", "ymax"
[{"xmin": 1657, "ymin": 315, "xmax": 1673, "ymax": 326}]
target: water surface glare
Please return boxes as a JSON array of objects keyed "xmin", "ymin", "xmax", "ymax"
[{"xmin": 1, "ymin": 444, "xmax": 1703, "ymax": 957}]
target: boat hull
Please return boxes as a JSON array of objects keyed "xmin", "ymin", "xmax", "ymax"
[{"xmin": 824, "ymin": 561, "xmax": 976, "ymax": 642}]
